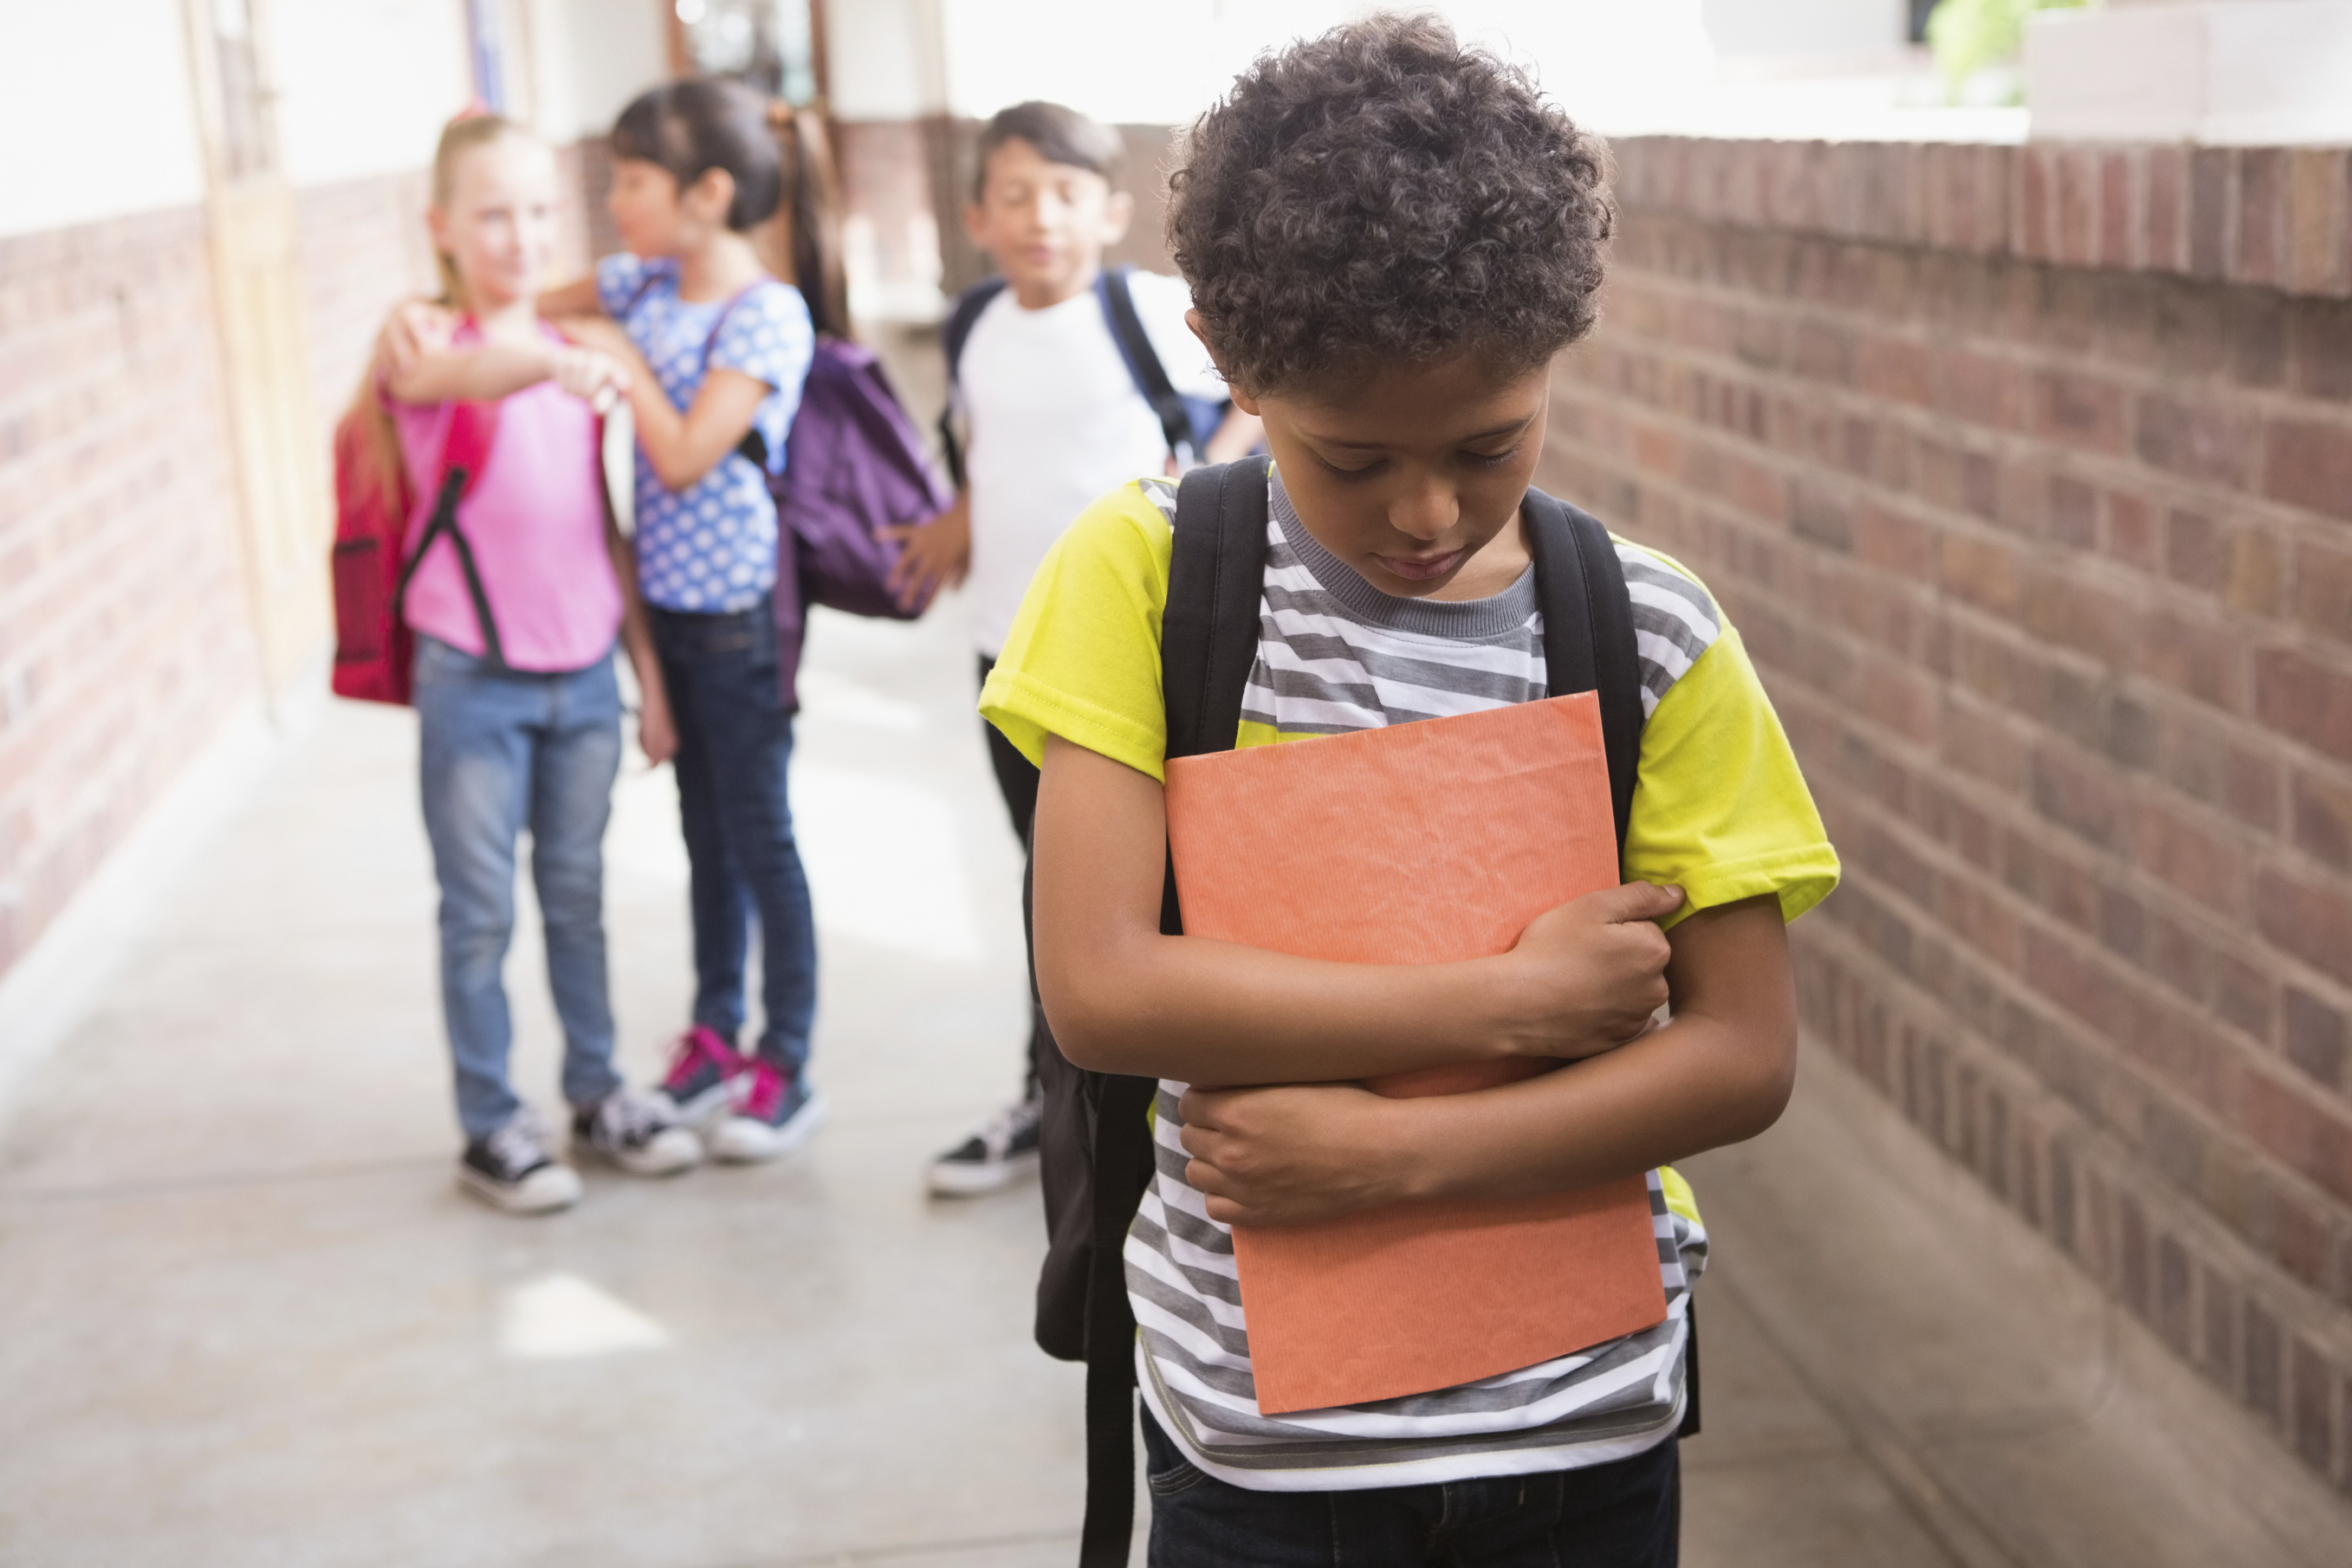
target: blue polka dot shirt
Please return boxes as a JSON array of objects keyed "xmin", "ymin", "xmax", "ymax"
[{"xmin": 596, "ymin": 253, "xmax": 815, "ymax": 613}]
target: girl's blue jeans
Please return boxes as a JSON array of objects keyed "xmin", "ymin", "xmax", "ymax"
[
  {"xmin": 646, "ymin": 597, "xmax": 818, "ymax": 1073},
  {"xmin": 414, "ymin": 635, "xmax": 625, "ymax": 1139}
]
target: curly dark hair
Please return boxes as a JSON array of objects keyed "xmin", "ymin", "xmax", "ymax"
[{"xmin": 1167, "ymin": 14, "xmax": 1610, "ymax": 396}]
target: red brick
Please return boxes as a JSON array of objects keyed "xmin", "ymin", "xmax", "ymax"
[
  {"xmin": 2145, "ymin": 146, "xmax": 2187, "ymax": 271},
  {"xmin": 2057, "ymin": 146, "xmax": 2098, "ymax": 267},
  {"xmin": 2022, "ymin": 371, "xmax": 2135, "ymax": 456},
  {"xmin": 2133, "ymin": 799, "xmax": 2248, "ymax": 910},
  {"xmin": 2136, "ymin": 607, "xmax": 2241, "ymax": 711},
  {"xmin": 2255, "ymin": 648, "xmax": 2352, "ymax": 765},
  {"xmin": 2237, "ymin": 148, "xmax": 2286, "ymax": 288},
  {"xmin": 2284, "ymin": 987, "xmax": 2349, "ymax": 1092},
  {"xmin": 2257, "ymin": 864, "xmax": 2352, "ymax": 988},
  {"xmin": 2290, "ymin": 298, "xmax": 2352, "ymax": 401},
  {"xmin": 2098, "ymin": 150, "xmax": 2135, "ymax": 269},
  {"xmin": 2021, "ymin": 145, "xmax": 2055, "ymax": 260},
  {"xmin": 1941, "ymin": 531, "xmax": 2019, "ymax": 616},
  {"xmin": 2022, "ymin": 569, "xmax": 2135, "ymax": 665},
  {"xmin": 2138, "ymin": 395, "xmax": 2258, "ymax": 489},
  {"xmin": 2031, "ymin": 746, "xmax": 2125, "ymax": 850},
  {"xmin": 2190, "ymin": 148, "xmax": 2234, "ymax": 280},
  {"xmin": 2297, "ymin": 542, "xmax": 2352, "ymax": 647},
  {"xmin": 2264, "ymin": 418, "xmax": 2352, "ymax": 521},
  {"xmin": 2294, "ymin": 770, "xmax": 2352, "ymax": 873},
  {"xmin": 2104, "ymin": 489, "xmax": 2159, "ymax": 572},
  {"xmin": 1939, "ymin": 347, "xmax": 2025, "ymax": 431},
  {"xmin": 2242, "ymin": 1070, "xmax": 2352, "ymax": 1205}
]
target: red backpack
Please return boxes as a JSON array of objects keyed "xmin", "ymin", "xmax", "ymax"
[{"xmin": 329, "ymin": 398, "xmax": 505, "ymax": 704}]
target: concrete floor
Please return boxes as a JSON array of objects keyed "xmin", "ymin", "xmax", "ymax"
[{"xmin": 3, "ymin": 584, "xmax": 2350, "ymax": 1565}]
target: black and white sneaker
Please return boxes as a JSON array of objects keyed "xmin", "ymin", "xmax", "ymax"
[
  {"xmin": 459, "ymin": 1108, "xmax": 584, "ymax": 1215},
  {"xmin": 926, "ymin": 1093, "xmax": 1044, "ymax": 1196},
  {"xmin": 573, "ymin": 1087, "xmax": 703, "ymax": 1176}
]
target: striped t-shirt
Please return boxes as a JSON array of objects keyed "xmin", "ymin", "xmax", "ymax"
[{"xmin": 1128, "ymin": 470, "xmax": 1723, "ymax": 1492}]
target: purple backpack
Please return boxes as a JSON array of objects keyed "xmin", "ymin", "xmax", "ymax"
[
  {"xmin": 658, "ymin": 275, "xmax": 953, "ymax": 707},
  {"xmin": 750, "ymin": 334, "xmax": 950, "ymax": 704}
]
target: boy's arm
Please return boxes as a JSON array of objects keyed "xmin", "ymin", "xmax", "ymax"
[
  {"xmin": 1032, "ymin": 735, "xmax": 1684, "ymax": 1087},
  {"xmin": 606, "ymin": 523, "xmax": 676, "ymax": 766},
  {"xmin": 879, "ymin": 488, "xmax": 970, "ymax": 610},
  {"xmin": 1176, "ymin": 893, "xmax": 1797, "ymax": 1227},
  {"xmin": 559, "ymin": 315, "xmax": 766, "ymax": 494}
]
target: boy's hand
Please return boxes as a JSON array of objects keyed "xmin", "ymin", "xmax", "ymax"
[
  {"xmin": 1177, "ymin": 1082, "xmax": 1405, "ymax": 1228},
  {"xmin": 879, "ymin": 494, "xmax": 970, "ymax": 610},
  {"xmin": 377, "ymin": 299, "xmax": 457, "ymax": 379},
  {"xmin": 1502, "ymin": 882, "xmax": 1684, "ymax": 1059}
]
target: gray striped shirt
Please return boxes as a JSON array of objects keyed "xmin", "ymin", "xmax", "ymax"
[{"xmin": 1131, "ymin": 470, "xmax": 1723, "ymax": 1491}]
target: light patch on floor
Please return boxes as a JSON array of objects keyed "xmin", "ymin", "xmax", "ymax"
[
  {"xmin": 798, "ymin": 667, "xmax": 929, "ymax": 733},
  {"xmin": 794, "ymin": 765, "xmax": 985, "ymax": 963},
  {"xmin": 498, "ymin": 1273, "xmax": 671, "ymax": 1360}
]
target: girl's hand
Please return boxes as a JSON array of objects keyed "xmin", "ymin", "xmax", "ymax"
[
  {"xmin": 1177, "ymin": 1082, "xmax": 1407, "ymax": 1228},
  {"xmin": 634, "ymin": 680, "xmax": 677, "ymax": 768},
  {"xmin": 377, "ymin": 300, "xmax": 457, "ymax": 379},
  {"xmin": 548, "ymin": 346, "xmax": 630, "ymax": 413},
  {"xmin": 1499, "ymin": 882, "xmax": 1683, "ymax": 1059}
]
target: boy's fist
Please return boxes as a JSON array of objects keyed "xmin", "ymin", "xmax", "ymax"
[{"xmin": 1504, "ymin": 881, "xmax": 1684, "ymax": 1059}]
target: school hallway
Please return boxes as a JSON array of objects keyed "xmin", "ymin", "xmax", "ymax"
[{"xmin": 0, "ymin": 578, "xmax": 2340, "ymax": 1568}]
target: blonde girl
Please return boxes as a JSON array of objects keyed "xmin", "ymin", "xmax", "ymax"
[{"xmin": 359, "ymin": 112, "xmax": 702, "ymax": 1213}]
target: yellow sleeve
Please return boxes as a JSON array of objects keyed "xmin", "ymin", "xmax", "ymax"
[
  {"xmin": 1623, "ymin": 621, "xmax": 1840, "ymax": 929},
  {"xmin": 979, "ymin": 482, "xmax": 1175, "ymax": 781}
]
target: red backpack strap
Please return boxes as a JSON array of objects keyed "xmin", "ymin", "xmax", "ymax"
[{"xmin": 393, "ymin": 397, "xmax": 509, "ymax": 669}]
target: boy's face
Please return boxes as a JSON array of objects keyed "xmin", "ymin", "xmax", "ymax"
[
  {"xmin": 1228, "ymin": 347, "xmax": 1552, "ymax": 603},
  {"xmin": 965, "ymin": 137, "xmax": 1131, "ymax": 307}
]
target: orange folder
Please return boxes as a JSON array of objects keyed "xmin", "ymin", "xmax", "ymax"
[{"xmin": 1163, "ymin": 693, "xmax": 1668, "ymax": 1416}]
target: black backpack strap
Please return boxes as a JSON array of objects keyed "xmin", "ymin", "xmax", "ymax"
[
  {"xmin": 1071, "ymin": 456, "xmax": 1270, "ymax": 1568},
  {"xmin": 394, "ymin": 464, "xmax": 509, "ymax": 672},
  {"xmin": 1098, "ymin": 265, "xmax": 1197, "ymax": 469},
  {"xmin": 936, "ymin": 277, "xmax": 1008, "ymax": 489},
  {"xmin": 1521, "ymin": 489, "xmax": 1641, "ymax": 858},
  {"xmin": 1522, "ymin": 489, "xmax": 1701, "ymax": 1437}
]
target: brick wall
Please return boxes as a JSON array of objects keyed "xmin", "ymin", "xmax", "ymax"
[
  {"xmin": 0, "ymin": 142, "xmax": 606, "ymax": 985},
  {"xmin": 1541, "ymin": 137, "xmax": 2352, "ymax": 1495},
  {"xmin": 0, "ymin": 211, "xmax": 262, "ymax": 975}
]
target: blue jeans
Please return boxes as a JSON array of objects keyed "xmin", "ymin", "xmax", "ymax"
[
  {"xmin": 414, "ymin": 635, "xmax": 625, "ymax": 1139},
  {"xmin": 648, "ymin": 599, "xmax": 817, "ymax": 1072},
  {"xmin": 1142, "ymin": 1409, "xmax": 1679, "ymax": 1568}
]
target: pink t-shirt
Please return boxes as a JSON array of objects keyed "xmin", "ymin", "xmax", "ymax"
[{"xmin": 392, "ymin": 322, "xmax": 623, "ymax": 673}]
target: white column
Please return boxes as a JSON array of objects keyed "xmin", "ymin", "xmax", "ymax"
[{"xmin": 2027, "ymin": 0, "xmax": 2352, "ymax": 143}]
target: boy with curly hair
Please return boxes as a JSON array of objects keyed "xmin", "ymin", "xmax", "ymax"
[{"xmin": 982, "ymin": 16, "xmax": 1837, "ymax": 1564}]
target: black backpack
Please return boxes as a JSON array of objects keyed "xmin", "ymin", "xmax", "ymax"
[
  {"xmin": 937, "ymin": 264, "xmax": 1232, "ymax": 484},
  {"xmin": 1027, "ymin": 455, "xmax": 1696, "ymax": 1565}
]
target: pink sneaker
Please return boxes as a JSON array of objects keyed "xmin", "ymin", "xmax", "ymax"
[
  {"xmin": 652, "ymin": 1026, "xmax": 744, "ymax": 1129},
  {"xmin": 712, "ymin": 1059, "xmax": 828, "ymax": 1163}
]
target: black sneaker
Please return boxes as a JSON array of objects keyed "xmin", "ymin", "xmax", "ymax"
[
  {"xmin": 458, "ymin": 1109, "xmax": 584, "ymax": 1214},
  {"xmin": 572, "ymin": 1087, "xmax": 703, "ymax": 1176},
  {"xmin": 926, "ymin": 1093, "xmax": 1044, "ymax": 1196}
]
